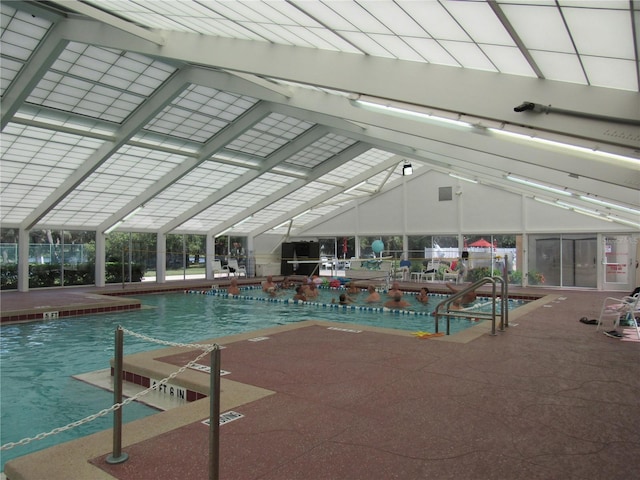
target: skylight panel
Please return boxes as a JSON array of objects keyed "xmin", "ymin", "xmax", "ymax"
[
  {"xmin": 439, "ymin": 40, "xmax": 497, "ymax": 72},
  {"xmin": 481, "ymin": 44, "xmax": 537, "ymax": 77},
  {"xmin": 445, "ymin": 1, "xmax": 515, "ymax": 46},
  {"xmin": 226, "ymin": 113, "xmax": 313, "ymax": 157},
  {"xmin": 304, "ymin": 27, "xmax": 361, "ymax": 52},
  {"xmin": 0, "ymin": 56, "xmax": 21, "ymax": 95},
  {"xmin": 326, "ymin": 1, "xmax": 391, "ymax": 34},
  {"xmin": 562, "ymin": 7, "xmax": 633, "ymax": 59},
  {"xmin": 581, "ymin": 57, "xmax": 638, "ymax": 91},
  {"xmin": 397, "ymin": 1, "xmax": 468, "ymax": 41},
  {"xmin": 339, "ymin": 31, "xmax": 395, "ymax": 57},
  {"xmin": 500, "ymin": 4, "xmax": 574, "ymax": 53},
  {"xmin": 361, "ymin": 1, "xmax": 425, "ymax": 37},
  {"xmin": 529, "ymin": 51, "xmax": 587, "ymax": 85},
  {"xmin": 292, "ymin": 1, "xmax": 357, "ymax": 31},
  {"xmin": 280, "ymin": 25, "xmax": 340, "ymax": 50},
  {"xmin": 403, "ymin": 37, "xmax": 458, "ymax": 66},
  {"xmin": 369, "ymin": 34, "xmax": 425, "ymax": 62},
  {"xmin": 245, "ymin": 23, "xmax": 299, "ymax": 46}
]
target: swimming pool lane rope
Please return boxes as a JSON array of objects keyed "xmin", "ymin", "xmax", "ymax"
[{"xmin": 185, "ymin": 286, "xmax": 502, "ymax": 317}]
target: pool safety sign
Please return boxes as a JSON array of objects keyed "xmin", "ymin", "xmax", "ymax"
[
  {"xmin": 150, "ymin": 378, "xmax": 186, "ymax": 400},
  {"xmin": 202, "ymin": 411, "xmax": 244, "ymax": 426}
]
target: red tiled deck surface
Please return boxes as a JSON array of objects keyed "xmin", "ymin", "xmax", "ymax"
[
  {"xmin": 89, "ymin": 289, "xmax": 640, "ymax": 480},
  {"xmin": 3, "ymin": 286, "xmax": 640, "ymax": 480}
]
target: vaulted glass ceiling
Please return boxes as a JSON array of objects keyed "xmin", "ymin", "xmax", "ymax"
[{"xmin": 1, "ymin": 1, "xmax": 638, "ymax": 237}]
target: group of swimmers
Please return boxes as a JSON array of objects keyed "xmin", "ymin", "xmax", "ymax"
[{"xmin": 227, "ymin": 276, "xmax": 476, "ymax": 311}]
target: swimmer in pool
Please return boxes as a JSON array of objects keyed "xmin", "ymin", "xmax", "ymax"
[
  {"xmin": 227, "ymin": 278, "xmax": 240, "ymax": 296},
  {"xmin": 384, "ymin": 294, "xmax": 410, "ymax": 309},
  {"xmin": 387, "ymin": 282, "xmax": 403, "ymax": 298},
  {"xmin": 293, "ymin": 285, "xmax": 307, "ymax": 302},
  {"xmin": 365, "ymin": 285, "xmax": 381, "ymax": 303},
  {"xmin": 416, "ymin": 287, "xmax": 429, "ymax": 303},
  {"xmin": 446, "ymin": 283, "xmax": 477, "ymax": 309}
]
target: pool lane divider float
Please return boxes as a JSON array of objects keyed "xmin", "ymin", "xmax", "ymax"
[
  {"xmin": 185, "ymin": 287, "xmax": 434, "ymax": 315},
  {"xmin": 184, "ymin": 285, "xmax": 490, "ymax": 318}
]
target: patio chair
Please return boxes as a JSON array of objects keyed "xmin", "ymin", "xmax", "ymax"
[
  {"xmin": 226, "ymin": 258, "xmax": 247, "ymax": 277},
  {"xmin": 422, "ymin": 261, "xmax": 439, "ymax": 282},
  {"xmin": 212, "ymin": 260, "xmax": 228, "ymax": 278},
  {"xmin": 597, "ymin": 293, "xmax": 640, "ymax": 333}
]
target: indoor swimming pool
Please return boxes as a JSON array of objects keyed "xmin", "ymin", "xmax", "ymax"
[{"xmin": 0, "ymin": 289, "xmax": 525, "ymax": 468}]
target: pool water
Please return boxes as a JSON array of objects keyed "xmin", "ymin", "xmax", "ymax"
[{"xmin": 0, "ymin": 289, "xmax": 524, "ymax": 468}]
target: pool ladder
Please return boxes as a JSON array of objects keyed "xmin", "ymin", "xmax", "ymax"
[{"xmin": 433, "ymin": 276, "xmax": 509, "ymax": 335}]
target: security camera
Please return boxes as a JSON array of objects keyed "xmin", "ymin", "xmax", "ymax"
[{"xmin": 514, "ymin": 102, "xmax": 535, "ymax": 113}]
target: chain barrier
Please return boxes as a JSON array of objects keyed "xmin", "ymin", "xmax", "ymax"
[{"xmin": 1, "ymin": 328, "xmax": 218, "ymax": 452}]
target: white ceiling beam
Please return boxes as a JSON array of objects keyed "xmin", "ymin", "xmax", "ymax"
[
  {"xmin": 57, "ymin": 20, "xmax": 640, "ymax": 149},
  {"xmin": 1, "ymin": 25, "xmax": 68, "ymax": 130},
  {"xmin": 50, "ymin": 0, "xmax": 165, "ymax": 45}
]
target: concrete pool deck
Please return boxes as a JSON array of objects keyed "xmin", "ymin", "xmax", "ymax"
[{"xmin": 2, "ymin": 283, "xmax": 639, "ymax": 479}]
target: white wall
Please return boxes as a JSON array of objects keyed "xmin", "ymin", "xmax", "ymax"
[{"xmin": 283, "ymin": 170, "xmax": 632, "ymax": 237}]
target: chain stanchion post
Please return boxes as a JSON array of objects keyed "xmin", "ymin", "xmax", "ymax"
[
  {"xmin": 209, "ymin": 346, "xmax": 221, "ymax": 480},
  {"xmin": 106, "ymin": 326, "xmax": 129, "ymax": 464}
]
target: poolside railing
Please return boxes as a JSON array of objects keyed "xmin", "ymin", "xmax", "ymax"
[{"xmin": 432, "ymin": 276, "xmax": 509, "ymax": 335}]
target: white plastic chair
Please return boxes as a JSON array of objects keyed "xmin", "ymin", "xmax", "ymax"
[
  {"xmin": 226, "ymin": 258, "xmax": 247, "ymax": 277},
  {"xmin": 422, "ymin": 261, "xmax": 439, "ymax": 282},
  {"xmin": 211, "ymin": 260, "xmax": 228, "ymax": 278},
  {"xmin": 597, "ymin": 293, "xmax": 640, "ymax": 332}
]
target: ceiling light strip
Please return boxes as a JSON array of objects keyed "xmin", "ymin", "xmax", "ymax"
[
  {"xmin": 491, "ymin": 128, "xmax": 639, "ymax": 166},
  {"xmin": 449, "ymin": 173, "xmax": 477, "ymax": 184},
  {"xmin": 578, "ymin": 195, "xmax": 640, "ymax": 216},
  {"xmin": 506, "ymin": 175, "xmax": 571, "ymax": 196}
]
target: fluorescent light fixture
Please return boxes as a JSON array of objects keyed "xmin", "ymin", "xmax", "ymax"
[
  {"xmin": 233, "ymin": 215, "xmax": 253, "ymax": 227},
  {"xmin": 345, "ymin": 181, "xmax": 366, "ymax": 193},
  {"xmin": 607, "ymin": 216, "xmax": 640, "ymax": 229},
  {"xmin": 556, "ymin": 201, "xmax": 600, "ymax": 216},
  {"xmin": 104, "ymin": 221, "xmax": 123, "ymax": 234},
  {"xmin": 449, "ymin": 173, "xmax": 477, "ymax": 184},
  {"xmin": 490, "ymin": 128, "xmax": 639, "ymax": 167},
  {"xmin": 571, "ymin": 210, "xmax": 613, "ymax": 222},
  {"xmin": 293, "ymin": 209, "xmax": 311, "ymax": 220},
  {"xmin": 578, "ymin": 196, "xmax": 640, "ymax": 216},
  {"xmin": 122, "ymin": 205, "xmax": 144, "ymax": 221},
  {"xmin": 274, "ymin": 220, "xmax": 292, "ymax": 229},
  {"xmin": 216, "ymin": 227, "xmax": 232, "ymax": 237},
  {"xmin": 402, "ymin": 161, "xmax": 413, "ymax": 176},
  {"xmin": 506, "ymin": 175, "xmax": 571, "ymax": 196},
  {"xmin": 533, "ymin": 197, "xmax": 570, "ymax": 209},
  {"xmin": 353, "ymin": 98, "xmax": 473, "ymax": 129}
]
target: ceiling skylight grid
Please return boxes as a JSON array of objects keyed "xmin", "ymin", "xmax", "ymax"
[
  {"xmin": 225, "ymin": 113, "xmax": 314, "ymax": 157},
  {"xmin": 284, "ymin": 133, "xmax": 357, "ymax": 168},
  {"xmin": 28, "ymin": 71, "xmax": 144, "ymax": 123},
  {"xmin": 218, "ymin": 191, "xmax": 264, "ymax": 208},
  {"xmin": 144, "ymin": 85, "xmax": 258, "ymax": 141},
  {"xmin": 0, "ymin": 4, "xmax": 51, "ymax": 60}
]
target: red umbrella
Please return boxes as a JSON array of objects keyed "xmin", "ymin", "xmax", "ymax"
[{"xmin": 469, "ymin": 238, "xmax": 493, "ymax": 248}]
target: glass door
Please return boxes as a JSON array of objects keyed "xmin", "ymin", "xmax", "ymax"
[{"xmin": 602, "ymin": 235, "xmax": 634, "ymax": 292}]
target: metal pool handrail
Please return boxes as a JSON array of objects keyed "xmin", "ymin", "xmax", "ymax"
[{"xmin": 433, "ymin": 276, "xmax": 509, "ymax": 335}]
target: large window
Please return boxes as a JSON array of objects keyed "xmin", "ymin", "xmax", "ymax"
[
  {"xmin": 359, "ymin": 235, "xmax": 403, "ymax": 259},
  {"xmin": 165, "ymin": 233, "xmax": 207, "ymax": 280},
  {"xmin": 463, "ymin": 234, "xmax": 519, "ymax": 284},
  {"xmin": 27, "ymin": 229, "xmax": 96, "ymax": 288},
  {"xmin": 1, "ymin": 228, "xmax": 18, "ymax": 290}
]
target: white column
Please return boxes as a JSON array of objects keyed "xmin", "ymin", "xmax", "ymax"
[
  {"xmin": 95, "ymin": 232, "xmax": 105, "ymax": 287},
  {"xmin": 17, "ymin": 228, "xmax": 29, "ymax": 292},
  {"xmin": 156, "ymin": 232, "xmax": 166, "ymax": 283}
]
